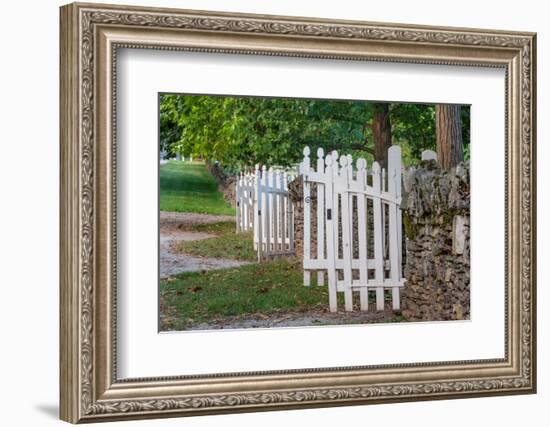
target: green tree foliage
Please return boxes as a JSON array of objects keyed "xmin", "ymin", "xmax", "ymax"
[{"xmin": 159, "ymin": 94, "xmax": 470, "ymax": 169}]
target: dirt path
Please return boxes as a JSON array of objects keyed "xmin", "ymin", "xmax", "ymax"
[
  {"xmin": 160, "ymin": 211, "xmax": 251, "ymax": 278},
  {"xmin": 178, "ymin": 306, "xmax": 401, "ymax": 331}
]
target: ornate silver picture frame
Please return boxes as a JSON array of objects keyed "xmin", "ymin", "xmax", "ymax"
[{"xmin": 60, "ymin": 2, "xmax": 536, "ymax": 423}]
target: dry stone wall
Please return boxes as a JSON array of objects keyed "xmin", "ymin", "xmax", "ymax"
[
  {"xmin": 206, "ymin": 162, "xmax": 237, "ymax": 208},
  {"xmin": 400, "ymin": 160, "xmax": 470, "ymax": 321}
]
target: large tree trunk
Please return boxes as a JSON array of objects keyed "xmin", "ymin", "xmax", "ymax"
[
  {"xmin": 372, "ymin": 103, "xmax": 393, "ymax": 169},
  {"xmin": 436, "ymin": 104, "xmax": 464, "ymax": 170}
]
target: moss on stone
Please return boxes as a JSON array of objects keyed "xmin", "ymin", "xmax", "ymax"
[{"xmin": 403, "ymin": 215, "xmax": 419, "ymax": 240}]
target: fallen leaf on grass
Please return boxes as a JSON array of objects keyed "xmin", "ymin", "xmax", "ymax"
[{"xmin": 187, "ymin": 286, "xmax": 203, "ymax": 293}]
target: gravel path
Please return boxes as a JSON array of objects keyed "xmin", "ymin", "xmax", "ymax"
[{"xmin": 160, "ymin": 211, "xmax": 251, "ymax": 278}]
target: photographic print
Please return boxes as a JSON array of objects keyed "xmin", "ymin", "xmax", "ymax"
[
  {"xmin": 60, "ymin": 3, "xmax": 535, "ymax": 422},
  {"xmin": 158, "ymin": 94, "xmax": 471, "ymax": 331}
]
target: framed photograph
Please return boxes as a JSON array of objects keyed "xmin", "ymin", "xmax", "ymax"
[{"xmin": 60, "ymin": 2, "xmax": 536, "ymax": 423}]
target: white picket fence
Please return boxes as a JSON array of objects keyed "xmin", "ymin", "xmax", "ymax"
[
  {"xmin": 236, "ymin": 166, "xmax": 296, "ymax": 261},
  {"xmin": 300, "ymin": 145, "xmax": 405, "ymax": 313},
  {"xmin": 235, "ymin": 172, "xmax": 255, "ymax": 233}
]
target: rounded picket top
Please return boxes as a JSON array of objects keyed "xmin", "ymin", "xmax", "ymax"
[
  {"xmin": 356, "ymin": 157, "xmax": 367, "ymax": 170},
  {"xmin": 372, "ymin": 161, "xmax": 381, "ymax": 173},
  {"xmin": 331, "ymin": 150, "xmax": 339, "ymax": 160},
  {"xmin": 262, "ymin": 164, "xmax": 267, "ymax": 172},
  {"xmin": 347, "ymin": 154, "xmax": 353, "ymax": 164},
  {"xmin": 317, "ymin": 147, "xmax": 324, "ymax": 158},
  {"xmin": 303, "ymin": 146, "xmax": 310, "ymax": 157},
  {"xmin": 339, "ymin": 155, "xmax": 348, "ymax": 167},
  {"xmin": 389, "ymin": 144, "xmax": 402, "ymax": 156},
  {"xmin": 325, "ymin": 153, "xmax": 333, "ymax": 166}
]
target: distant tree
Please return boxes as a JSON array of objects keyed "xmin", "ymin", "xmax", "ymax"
[
  {"xmin": 371, "ymin": 103, "xmax": 392, "ymax": 168},
  {"xmin": 435, "ymin": 104, "xmax": 464, "ymax": 169},
  {"xmin": 159, "ymin": 94, "xmax": 184, "ymax": 157},
  {"xmin": 159, "ymin": 94, "xmax": 469, "ymax": 170}
]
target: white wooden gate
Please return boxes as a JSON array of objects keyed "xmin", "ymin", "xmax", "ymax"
[
  {"xmin": 301, "ymin": 146, "xmax": 405, "ymax": 313},
  {"xmin": 236, "ymin": 166, "xmax": 296, "ymax": 261}
]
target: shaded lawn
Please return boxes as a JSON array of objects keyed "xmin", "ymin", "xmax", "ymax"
[
  {"xmin": 160, "ymin": 161, "xmax": 235, "ymax": 215},
  {"xmin": 176, "ymin": 221, "xmax": 256, "ymax": 262},
  {"xmin": 162, "ymin": 225, "xmax": 405, "ymax": 331},
  {"xmin": 160, "ymin": 259, "xmax": 330, "ymax": 330},
  {"xmin": 160, "ymin": 260, "xmax": 404, "ymax": 331}
]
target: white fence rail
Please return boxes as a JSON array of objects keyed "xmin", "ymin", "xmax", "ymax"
[
  {"xmin": 236, "ymin": 167, "xmax": 296, "ymax": 261},
  {"xmin": 301, "ymin": 146, "xmax": 405, "ymax": 313}
]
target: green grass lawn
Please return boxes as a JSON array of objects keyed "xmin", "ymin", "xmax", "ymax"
[
  {"xmin": 176, "ymin": 221, "xmax": 256, "ymax": 261},
  {"xmin": 160, "ymin": 259, "xmax": 329, "ymax": 330},
  {"xmin": 160, "ymin": 258, "xmax": 404, "ymax": 330},
  {"xmin": 160, "ymin": 161, "xmax": 235, "ymax": 215},
  {"xmin": 163, "ymin": 219, "xmax": 404, "ymax": 330}
]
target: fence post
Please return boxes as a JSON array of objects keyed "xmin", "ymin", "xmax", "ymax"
[
  {"xmin": 264, "ymin": 166, "xmax": 271, "ymax": 257},
  {"xmin": 324, "ymin": 153, "xmax": 338, "ymax": 312},
  {"xmin": 302, "ymin": 146, "xmax": 311, "ymax": 286},
  {"xmin": 331, "ymin": 151, "xmax": 340, "ymax": 264},
  {"xmin": 236, "ymin": 173, "xmax": 241, "ymax": 232},
  {"xmin": 372, "ymin": 162, "xmax": 385, "ymax": 310},
  {"xmin": 251, "ymin": 165, "xmax": 261, "ymax": 251},
  {"xmin": 257, "ymin": 166, "xmax": 265, "ymax": 262},
  {"xmin": 292, "ymin": 176, "xmax": 294, "ymax": 252},
  {"xmin": 339, "ymin": 155, "xmax": 354, "ymax": 311},
  {"xmin": 381, "ymin": 167, "xmax": 386, "ymax": 260},
  {"xmin": 316, "ymin": 148, "xmax": 325, "ymax": 287},
  {"xmin": 388, "ymin": 146, "xmax": 402, "ymax": 310}
]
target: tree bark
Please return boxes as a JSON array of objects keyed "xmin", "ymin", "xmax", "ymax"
[
  {"xmin": 436, "ymin": 104, "xmax": 464, "ymax": 170},
  {"xmin": 371, "ymin": 103, "xmax": 393, "ymax": 169}
]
